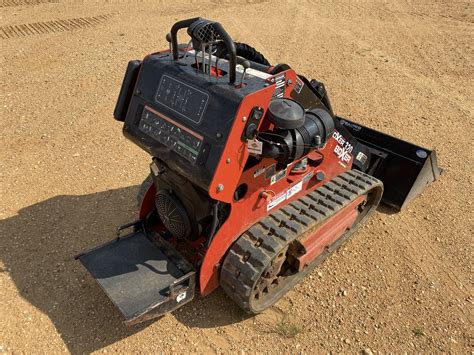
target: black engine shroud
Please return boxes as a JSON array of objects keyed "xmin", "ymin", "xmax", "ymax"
[{"xmin": 120, "ymin": 52, "xmax": 269, "ymax": 192}]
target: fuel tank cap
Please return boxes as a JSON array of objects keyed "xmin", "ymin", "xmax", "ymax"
[{"xmin": 267, "ymin": 98, "xmax": 305, "ymax": 129}]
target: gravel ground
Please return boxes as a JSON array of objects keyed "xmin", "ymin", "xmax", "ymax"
[{"xmin": 1, "ymin": 0, "xmax": 472, "ymax": 353}]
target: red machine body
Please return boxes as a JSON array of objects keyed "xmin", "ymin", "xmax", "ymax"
[
  {"xmin": 77, "ymin": 18, "xmax": 441, "ymax": 324},
  {"xmin": 133, "ymin": 60, "xmax": 352, "ymax": 296},
  {"xmin": 138, "ymin": 112, "xmax": 351, "ymax": 296}
]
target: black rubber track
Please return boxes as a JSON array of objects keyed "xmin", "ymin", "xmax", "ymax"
[
  {"xmin": 215, "ymin": 42, "xmax": 271, "ymax": 66},
  {"xmin": 220, "ymin": 169, "xmax": 383, "ymax": 314}
]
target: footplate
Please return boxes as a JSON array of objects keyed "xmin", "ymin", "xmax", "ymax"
[{"xmin": 76, "ymin": 226, "xmax": 195, "ymax": 325}]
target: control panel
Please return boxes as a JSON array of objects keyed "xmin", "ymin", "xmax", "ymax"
[{"xmin": 138, "ymin": 106, "xmax": 203, "ymax": 163}]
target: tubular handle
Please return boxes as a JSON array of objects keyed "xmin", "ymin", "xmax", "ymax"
[
  {"xmin": 169, "ymin": 18, "xmax": 237, "ymax": 84},
  {"xmin": 170, "ymin": 17, "xmax": 201, "ymax": 60},
  {"xmin": 212, "ymin": 22, "xmax": 236, "ymax": 84}
]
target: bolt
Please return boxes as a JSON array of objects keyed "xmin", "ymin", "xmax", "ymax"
[
  {"xmin": 316, "ymin": 171, "xmax": 326, "ymax": 181},
  {"xmin": 416, "ymin": 149, "xmax": 428, "ymax": 159},
  {"xmin": 135, "ymin": 89, "xmax": 141, "ymax": 95},
  {"xmin": 242, "ymin": 116, "xmax": 247, "ymax": 122},
  {"xmin": 216, "ymin": 184, "xmax": 224, "ymax": 192},
  {"xmin": 286, "ymin": 79, "xmax": 292, "ymax": 86},
  {"xmin": 216, "ymin": 133, "xmax": 222, "ymax": 139},
  {"xmin": 226, "ymin": 158, "xmax": 231, "ymax": 164}
]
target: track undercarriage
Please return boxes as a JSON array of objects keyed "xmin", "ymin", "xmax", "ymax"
[{"xmin": 221, "ymin": 170, "xmax": 383, "ymax": 313}]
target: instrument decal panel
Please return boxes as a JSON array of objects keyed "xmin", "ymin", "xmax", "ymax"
[
  {"xmin": 139, "ymin": 106, "xmax": 203, "ymax": 163},
  {"xmin": 155, "ymin": 75, "xmax": 209, "ymax": 124}
]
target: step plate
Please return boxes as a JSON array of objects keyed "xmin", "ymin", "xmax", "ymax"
[{"xmin": 78, "ymin": 231, "xmax": 195, "ymax": 325}]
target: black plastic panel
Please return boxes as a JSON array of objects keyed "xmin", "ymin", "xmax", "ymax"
[
  {"xmin": 114, "ymin": 60, "xmax": 141, "ymax": 121},
  {"xmin": 122, "ymin": 53, "xmax": 268, "ymax": 190},
  {"xmin": 337, "ymin": 117, "xmax": 442, "ymax": 209},
  {"xmin": 139, "ymin": 107, "xmax": 203, "ymax": 163},
  {"xmin": 78, "ymin": 231, "xmax": 195, "ymax": 324}
]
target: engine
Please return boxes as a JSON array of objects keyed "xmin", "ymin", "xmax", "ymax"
[{"xmin": 150, "ymin": 159, "xmax": 213, "ymax": 241}]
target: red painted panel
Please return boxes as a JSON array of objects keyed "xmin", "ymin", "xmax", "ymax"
[
  {"xmin": 135, "ymin": 66, "xmax": 357, "ymax": 297},
  {"xmin": 296, "ymin": 195, "xmax": 365, "ymax": 270},
  {"xmin": 199, "ymin": 130, "xmax": 353, "ymax": 296},
  {"xmin": 138, "ymin": 182, "xmax": 156, "ymax": 220}
]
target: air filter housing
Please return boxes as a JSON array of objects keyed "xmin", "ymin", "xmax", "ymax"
[{"xmin": 267, "ymin": 98, "xmax": 305, "ymax": 129}]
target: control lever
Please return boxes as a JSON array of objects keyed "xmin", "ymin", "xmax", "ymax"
[
  {"xmin": 201, "ymin": 43, "xmax": 206, "ymax": 73},
  {"xmin": 214, "ymin": 57, "xmax": 220, "ymax": 80},
  {"xmin": 236, "ymin": 56, "xmax": 250, "ymax": 88},
  {"xmin": 168, "ymin": 32, "xmax": 193, "ymax": 63},
  {"xmin": 182, "ymin": 39, "xmax": 193, "ymax": 61},
  {"xmin": 166, "ymin": 33, "xmax": 172, "ymax": 58}
]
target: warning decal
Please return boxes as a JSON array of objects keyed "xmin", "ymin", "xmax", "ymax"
[
  {"xmin": 270, "ymin": 169, "xmax": 286, "ymax": 185},
  {"xmin": 267, "ymin": 180, "xmax": 304, "ymax": 211}
]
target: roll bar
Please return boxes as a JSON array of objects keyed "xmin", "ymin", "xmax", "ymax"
[{"xmin": 169, "ymin": 18, "xmax": 237, "ymax": 84}]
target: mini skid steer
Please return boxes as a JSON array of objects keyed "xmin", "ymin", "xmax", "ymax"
[{"xmin": 77, "ymin": 18, "xmax": 441, "ymax": 324}]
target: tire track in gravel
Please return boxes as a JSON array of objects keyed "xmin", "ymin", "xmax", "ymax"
[
  {"xmin": 0, "ymin": 0, "xmax": 58, "ymax": 7},
  {"xmin": 0, "ymin": 14, "xmax": 112, "ymax": 39}
]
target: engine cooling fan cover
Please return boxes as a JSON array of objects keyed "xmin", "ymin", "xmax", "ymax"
[{"xmin": 155, "ymin": 190, "xmax": 191, "ymax": 239}]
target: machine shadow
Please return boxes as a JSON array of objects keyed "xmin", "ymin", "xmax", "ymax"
[
  {"xmin": 1, "ymin": 185, "xmax": 398, "ymax": 352},
  {"xmin": 376, "ymin": 204, "xmax": 399, "ymax": 215},
  {"xmin": 0, "ymin": 186, "xmax": 245, "ymax": 354}
]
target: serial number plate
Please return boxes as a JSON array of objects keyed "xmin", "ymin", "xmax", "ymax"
[{"xmin": 155, "ymin": 75, "xmax": 209, "ymax": 124}]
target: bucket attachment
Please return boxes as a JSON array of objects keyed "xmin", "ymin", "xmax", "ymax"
[
  {"xmin": 76, "ymin": 223, "xmax": 195, "ymax": 325},
  {"xmin": 337, "ymin": 117, "xmax": 442, "ymax": 210}
]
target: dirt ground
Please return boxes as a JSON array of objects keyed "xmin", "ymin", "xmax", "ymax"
[{"xmin": 1, "ymin": 0, "xmax": 473, "ymax": 353}]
